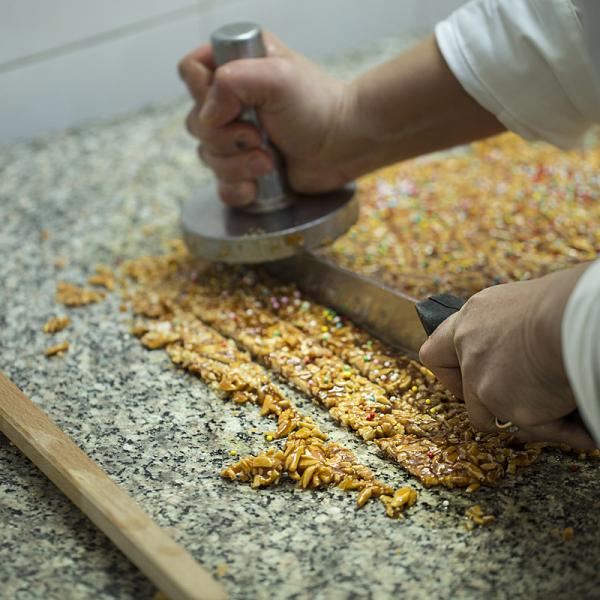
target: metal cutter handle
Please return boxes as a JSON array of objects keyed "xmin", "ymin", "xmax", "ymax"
[{"xmin": 211, "ymin": 23, "xmax": 291, "ymax": 214}]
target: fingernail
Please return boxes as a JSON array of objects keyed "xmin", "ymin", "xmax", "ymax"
[
  {"xmin": 199, "ymin": 96, "xmax": 217, "ymax": 125},
  {"xmin": 248, "ymin": 156, "xmax": 270, "ymax": 175},
  {"xmin": 237, "ymin": 183, "xmax": 256, "ymax": 204}
]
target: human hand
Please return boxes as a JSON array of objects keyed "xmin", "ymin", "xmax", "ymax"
[
  {"xmin": 419, "ymin": 264, "xmax": 596, "ymax": 449},
  {"xmin": 178, "ymin": 32, "xmax": 359, "ymax": 207}
]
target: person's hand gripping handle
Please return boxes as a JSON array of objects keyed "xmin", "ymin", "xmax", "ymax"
[{"xmin": 211, "ymin": 23, "xmax": 291, "ymax": 214}]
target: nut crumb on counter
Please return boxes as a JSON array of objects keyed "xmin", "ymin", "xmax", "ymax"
[
  {"xmin": 87, "ymin": 265, "xmax": 116, "ymax": 290},
  {"xmin": 552, "ymin": 526, "xmax": 575, "ymax": 541},
  {"xmin": 56, "ymin": 281, "xmax": 105, "ymax": 307},
  {"xmin": 43, "ymin": 315, "xmax": 70, "ymax": 333},
  {"xmin": 465, "ymin": 505, "xmax": 495, "ymax": 528},
  {"xmin": 44, "ymin": 340, "xmax": 70, "ymax": 356}
]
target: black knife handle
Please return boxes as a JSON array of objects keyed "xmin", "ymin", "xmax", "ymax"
[{"xmin": 415, "ymin": 293, "xmax": 466, "ymax": 336}]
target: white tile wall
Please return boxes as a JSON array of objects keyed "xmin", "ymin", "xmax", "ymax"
[
  {"xmin": 1, "ymin": 14, "xmax": 205, "ymax": 143},
  {"xmin": 0, "ymin": 0, "xmax": 198, "ymax": 65},
  {"xmin": 0, "ymin": 0, "xmax": 465, "ymax": 143}
]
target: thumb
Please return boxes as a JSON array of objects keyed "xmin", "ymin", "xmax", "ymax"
[
  {"xmin": 419, "ymin": 312, "xmax": 463, "ymax": 398},
  {"xmin": 199, "ymin": 57, "xmax": 293, "ymax": 128},
  {"xmin": 419, "ymin": 312, "xmax": 460, "ymax": 368}
]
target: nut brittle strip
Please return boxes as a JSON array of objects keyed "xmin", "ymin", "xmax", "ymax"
[
  {"xmin": 170, "ymin": 268, "xmax": 541, "ymax": 489},
  {"xmin": 122, "ymin": 254, "xmax": 545, "ymax": 491},
  {"xmin": 131, "ymin": 313, "xmax": 411, "ymax": 516}
]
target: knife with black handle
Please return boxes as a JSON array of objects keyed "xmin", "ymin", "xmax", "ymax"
[{"xmin": 267, "ymin": 251, "xmax": 464, "ymax": 355}]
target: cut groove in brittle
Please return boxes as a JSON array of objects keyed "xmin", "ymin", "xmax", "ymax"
[
  {"xmin": 131, "ymin": 313, "xmax": 412, "ymax": 517},
  {"xmin": 119, "ymin": 245, "xmax": 595, "ymax": 504}
]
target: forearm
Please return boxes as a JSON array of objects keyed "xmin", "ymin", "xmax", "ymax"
[{"xmin": 332, "ymin": 35, "xmax": 505, "ymax": 177}]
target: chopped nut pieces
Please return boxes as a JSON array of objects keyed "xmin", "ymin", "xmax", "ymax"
[
  {"xmin": 87, "ymin": 265, "xmax": 116, "ymax": 290},
  {"xmin": 552, "ymin": 526, "xmax": 575, "ymax": 541},
  {"xmin": 43, "ymin": 315, "xmax": 70, "ymax": 333},
  {"xmin": 135, "ymin": 311, "xmax": 408, "ymax": 516},
  {"xmin": 44, "ymin": 340, "xmax": 69, "ymax": 356},
  {"xmin": 326, "ymin": 132, "xmax": 600, "ymax": 299},
  {"xmin": 380, "ymin": 487, "xmax": 418, "ymax": 518},
  {"xmin": 465, "ymin": 504, "xmax": 495, "ymax": 528},
  {"xmin": 56, "ymin": 281, "xmax": 105, "ymax": 307}
]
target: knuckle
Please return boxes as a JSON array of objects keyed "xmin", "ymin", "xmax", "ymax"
[
  {"xmin": 212, "ymin": 154, "xmax": 246, "ymax": 180},
  {"xmin": 201, "ymin": 127, "xmax": 235, "ymax": 149},
  {"xmin": 268, "ymin": 56, "xmax": 294, "ymax": 84},
  {"xmin": 452, "ymin": 321, "xmax": 469, "ymax": 351},
  {"xmin": 225, "ymin": 157, "xmax": 245, "ymax": 180},
  {"xmin": 418, "ymin": 342, "xmax": 433, "ymax": 367},
  {"xmin": 213, "ymin": 65, "xmax": 233, "ymax": 89},
  {"xmin": 460, "ymin": 295, "xmax": 479, "ymax": 317},
  {"xmin": 218, "ymin": 182, "xmax": 236, "ymax": 204},
  {"xmin": 185, "ymin": 109, "xmax": 197, "ymax": 136},
  {"xmin": 453, "ymin": 312, "xmax": 481, "ymax": 356},
  {"xmin": 470, "ymin": 376, "xmax": 493, "ymax": 408},
  {"xmin": 218, "ymin": 181, "xmax": 252, "ymax": 205},
  {"xmin": 514, "ymin": 411, "xmax": 541, "ymax": 429},
  {"xmin": 177, "ymin": 57, "xmax": 188, "ymax": 80},
  {"xmin": 197, "ymin": 145, "xmax": 209, "ymax": 165}
]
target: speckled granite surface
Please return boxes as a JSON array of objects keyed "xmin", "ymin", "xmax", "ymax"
[{"xmin": 1, "ymin": 37, "xmax": 600, "ymax": 600}]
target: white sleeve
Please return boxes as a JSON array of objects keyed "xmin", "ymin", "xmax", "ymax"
[
  {"xmin": 435, "ymin": 0, "xmax": 600, "ymax": 148},
  {"xmin": 562, "ymin": 260, "xmax": 600, "ymax": 445}
]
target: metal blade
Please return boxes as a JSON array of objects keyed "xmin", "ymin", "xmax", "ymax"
[{"xmin": 266, "ymin": 252, "xmax": 426, "ymax": 356}]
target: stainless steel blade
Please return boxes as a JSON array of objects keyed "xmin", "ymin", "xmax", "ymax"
[{"xmin": 266, "ymin": 252, "xmax": 426, "ymax": 356}]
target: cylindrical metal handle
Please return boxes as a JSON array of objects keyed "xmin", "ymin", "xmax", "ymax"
[{"xmin": 210, "ymin": 23, "xmax": 291, "ymax": 214}]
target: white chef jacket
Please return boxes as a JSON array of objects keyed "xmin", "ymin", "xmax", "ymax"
[{"xmin": 435, "ymin": 0, "xmax": 600, "ymax": 443}]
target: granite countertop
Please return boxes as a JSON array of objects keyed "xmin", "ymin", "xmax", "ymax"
[{"xmin": 1, "ymin": 37, "xmax": 600, "ymax": 600}]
